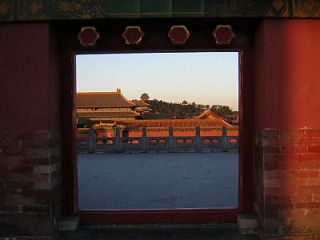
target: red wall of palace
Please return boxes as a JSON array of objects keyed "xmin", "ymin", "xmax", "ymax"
[
  {"xmin": 255, "ymin": 19, "xmax": 320, "ymax": 130},
  {"xmin": 0, "ymin": 23, "xmax": 62, "ymax": 236},
  {"xmin": 254, "ymin": 19, "xmax": 320, "ymax": 238},
  {"xmin": 0, "ymin": 23, "xmax": 60, "ymax": 132}
]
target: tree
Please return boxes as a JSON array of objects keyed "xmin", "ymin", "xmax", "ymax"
[
  {"xmin": 210, "ymin": 105, "xmax": 233, "ymax": 118},
  {"xmin": 140, "ymin": 93, "xmax": 150, "ymax": 101}
]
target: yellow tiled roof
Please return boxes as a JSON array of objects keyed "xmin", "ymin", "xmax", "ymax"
[{"xmin": 77, "ymin": 91, "xmax": 135, "ymax": 108}]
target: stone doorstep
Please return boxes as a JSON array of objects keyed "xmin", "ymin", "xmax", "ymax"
[
  {"xmin": 59, "ymin": 222, "xmax": 239, "ymax": 232},
  {"xmin": 58, "ymin": 217, "xmax": 79, "ymax": 231},
  {"xmin": 57, "ymin": 215, "xmax": 258, "ymax": 233},
  {"xmin": 0, "ymin": 237, "xmax": 53, "ymax": 240},
  {"xmin": 238, "ymin": 213, "xmax": 258, "ymax": 235},
  {"xmin": 83, "ymin": 223, "xmax": 238, "ymax": 230}
]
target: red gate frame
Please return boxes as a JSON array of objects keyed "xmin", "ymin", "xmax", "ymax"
[{"xmin": 59, "ymin": 19, "xmax": 256, "ymax": 224}]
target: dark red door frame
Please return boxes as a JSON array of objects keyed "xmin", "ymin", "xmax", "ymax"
[{"xmin": 59, "ymin": 19, "xmax": 256, "ymax": 224}]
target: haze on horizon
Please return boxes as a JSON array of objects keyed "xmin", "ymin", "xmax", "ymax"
[{"xmin": 76, "ymin": 52, "xmax": 239, "ymax": 111}]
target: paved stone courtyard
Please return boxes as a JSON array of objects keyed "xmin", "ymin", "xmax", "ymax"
[{"xmin": 78, "ymin": 152, "xmax": 239, "ymax": 210}]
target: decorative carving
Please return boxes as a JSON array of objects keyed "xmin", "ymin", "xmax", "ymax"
[
  {"xmin": 55, "ymin": 0, "xmax": 107, "ymax": 19},
  {"xmin": 0, "ymin": 1, "xmax": 11, "ymax": 16},
  {"xmin": 77, "ymin": 26, "xmax": 100, "ymax": 47},
  {"xmin": 212, "ymin": 25, "xmax": 235, "ymax": 45},
  {"xmin": 271, "ymin": 0, "xmax": 287, "ymax": 15},
  {"xmin": 29, "ymin": 1, "xmax": 42, "ymax": 15},
  {"xmin": 168, "ymin": 25, "xmax": 190, "ymax": 45},
  {"xmin": 1, "ymin": 0, "xmax": 320, "ymax": 22},
  {"xmin": 122, "ymin": 26, "xmax": 144, "ymax": 45},
  {"xmin": 302, "ymin": 0, "xmax": 319, "ymax": 16}
]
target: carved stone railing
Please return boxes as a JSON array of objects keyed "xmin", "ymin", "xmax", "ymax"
[{"xmin": 77, "ymin": 126, "xmax": 239, "ymax": 153}]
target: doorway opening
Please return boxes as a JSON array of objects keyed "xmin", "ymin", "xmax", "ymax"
[{"xmin": 75, "ymin": 52, "xmax": 240, "ymax": 214}]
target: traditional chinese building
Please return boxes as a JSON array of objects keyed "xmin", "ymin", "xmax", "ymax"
[
  {"xmin": 131, "ymin": 99, "xmax": 151, "ymax": 115},
  {"xmin": 116, "ymin": 109, "xmax": 233, "ymax": 129},
  {"xmin": 76, "ymin": 89, "xmax": 140, "ymax": 124},
  {"xmin": 106, "ymin": 109, "xmax": 237, "ymax": 137}
]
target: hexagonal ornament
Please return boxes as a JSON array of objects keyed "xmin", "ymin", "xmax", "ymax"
[
  {"xmin": 78, "ymin": 26, "xmax": 100, "ymax": 47},
  {"xmin": 168, "ymin": 25, "xmax": 190, "ymax": 45},
  {"xmin": 122, "ymin": 26, "xmax": 145, "ymax": 45},
  {"xmin": 213, "ymin": 25, "xmax": 235, "ymax": 45}
]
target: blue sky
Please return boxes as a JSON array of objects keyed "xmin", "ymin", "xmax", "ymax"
[{"xmin": 76, "ymin": 52, "xmax": 239, "ymax": 110}]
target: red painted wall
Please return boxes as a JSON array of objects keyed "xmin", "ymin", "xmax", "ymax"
[
  {"xmin": 0, "ymin": 23, "xmax": 60, "ymax": 132},
  {"xmin": 48, "ymin": 26, "xmax": 61, "ymax": 131},
  {"xmin": 255, "ymin": 19, "xmax": 320, "ymax": 130}
]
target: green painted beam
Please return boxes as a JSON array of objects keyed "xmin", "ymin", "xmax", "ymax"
[{"xmin": 0, "ymin": 0, "xmax": 320, "ymax": 22}]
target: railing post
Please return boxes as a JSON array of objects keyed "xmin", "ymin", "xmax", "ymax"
[
  {"xmin": 142, "ymin": 127, "xmax": 147, "ymax": 152},
  {"xmin": 169, "ymin": 127, "xmax": 175, "ymax": 152},
  {"xmin": 88, "ymin": 128, "xmax": 95, "ymax": 153},
  {"xmin": 221, "ymin": 126, "xmax": 228, "ymax": 152},
  {"xmin": 195, "ymin": 127, "xmax": 201, "ymax": 152},
  {"xmin": 115, "ymin": 127, "xmax": 122, "ymax": 152}
]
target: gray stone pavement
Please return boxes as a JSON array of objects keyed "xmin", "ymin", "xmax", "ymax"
[
  {"xmin": 59, "ymin": 224, "xmax": 259, "ymax": 240},
  {"xmin": 77, "ymin": 152, "xmax": 239, "ymax": 210}
]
